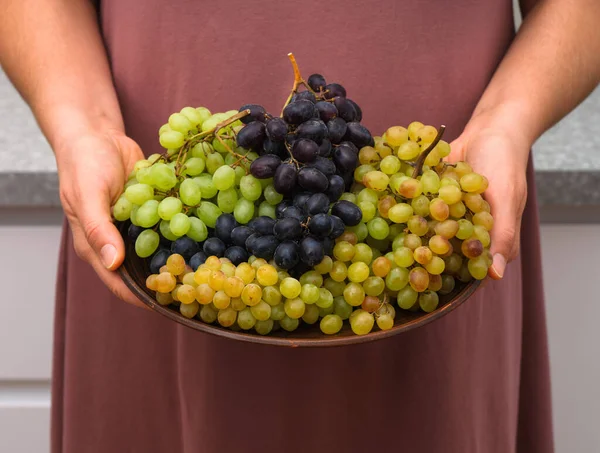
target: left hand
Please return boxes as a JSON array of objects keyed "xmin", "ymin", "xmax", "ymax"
[{"xmin": 448, "ymin": 125, "xmax": 530, "ymax": 280}]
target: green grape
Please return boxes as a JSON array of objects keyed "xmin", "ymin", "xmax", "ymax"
[
  {"xmin": 300, "ymin": 284, "xmax": 320, "ymax": 304},
  {"xmin": 233, "ymin": 198, "xmax": 255, "ymax": 224},
  {"xmin": 206, "ymin": 153, "xmax": 225, "ymax": 174},
  {"xmin": 411, "ymin": 195, "xmax": 430, "ymax": 217},
  {"xmin": 179, "ymin": 106, "xmax": 204, "ymax": 126},
  {"xmin": 363, "ymin": 276, "xmax": 385, "ymax": 296},
  {"xmin": 316, "ymin": 288, "xmax": 334, "ymax": 308},
  {"xmin": 387, "ymin": 223, "xmax": 404, "ymax": 241},
  {"xmin": 352, "ymin": 243, "xmax": 373, "ymax": 264},
  {"xmin": 456, "ymin": 219, "xmax": 474, "ymax": 240},
  {"xmin": 332, "ymin": 296, "xmax": 353, "ymax": 320},
  {"xmin": 349, "ymin": 310, "xmax": 374, "ymax": 335},
  {"xmin": 280, "ymin": 277, "xmax": 301, "ymax": 299},
  {"xmin": 217, "ymin": 188, "xmax": 238, "ymax": 213},
  {"xmin": 262, "ymin": 286, "xmax": 282, "ymax": 306},
  {"xmin": 137, "ymin": 200, "xmax": 160, "ymax": 228},
  {"xmin": 159, "ymin": 130, "xmax": 185, "ymax": 149},
  {"xmin": 168, "ymin": 113, "xmax": 194, "ymax": 134},
  {"xmin": 258, "ymin": 178, "xmax": 273, "ymax": 191},
  {"xmin": 199, "ymin": 304, "xmax": 218, "ymax": 323},
  {"xmin": 444, "ymin": 253, "xmax": 463, "ymax": 274},
  {"xmin": 473, "ymin": 225, "xmax": 491, "ymax": 247},
  {"xmin": 213, "ymin": 137, "xmax": 236, "ymax": 154},
  {"xmin": 460, "ymin": 173, "xmax": 485, "ymax": 193},
  {"xmin": 157, "ymin": 197, "xmax": 182, "ymax": 220},
  {"xmin": 394, "ymin": 247, "xmax": 415, "ymax": 267},
  {"xmin": 333, "ymin": 241, "xmax": 355, "ymax": 262},
  {"xmin": 324, "ymin": 278, "xmax": 346, "ymax": 297},
  {"xmin": 180, "ymin": 301, "xmax": 200, "ymax": 319},
  {"xmin": 409, "ymin": 267, "xmax": 430, "ymax": 292},
  {"xmin": 112, "ymin": 197, "xmax": 132, "ymax": 222},
  {"xmin": 182, "ymin": 157, "xmax": 205, "ymax": 176},
  {"xmin": 136, "ymin": 167, "xmax": 153, "ymax": 185},
  {"xmin": 319, "ymin": 306, "xmax": 336, "ymax": 319},
  {"xmin": 270, "ymin": 303, "xmax": 286, "ymax": 321},
  {"xmin": 159, "ymin": 220, "xmax": 178, "ymax": 241},
  {"xmin": 354, "ymin": 164, "xmax": 376, "ymax": 183},
  {"xmin": 363, "ymin": 171, "xmax": 389, "ymax": 191},
  {"xmin": 419, "ymin": 291, "xmax": 439, "ymax": 313},
  {"xmin": 193, "ymin": 174, "xmax": 218, "ymax": 199},
  {"xmin": 343, "ymin": 282, "xmax": 365, "ymax": 307},
  {"xmin": 449, "ymin": 201, "xmax": 467, "ymax": 219},
  {"xmin": 299, "ymin": 271, "xmax": 323, "ymax": 287},
  {"xmin": 421, "ymin": 170, "xmax": 441, "ymax": 194},
  {"xmin": 237, "ymin": 307, "xmax": 257, "ymax": 330},
  {"xmin": 179, "ymin": 179, "xmax": 201, "ymax": 206},
  {"xmin": 135, "ymin": 229, "xmax": 159, "ymax": 258},
  {"xmin": 439, "ymin": 275, "xmax": 456, "ymax": 295},
  {"xmin": 348, "ymin": 262, "xmax": 370, "ymax": 283},
  {"xmin": 201, "ymin": 116, "xmax": 219, "ymax": 133},
  {"xmin": 366, "ymin": 236, "xmax": 390, "ymax": 252},
  {"xmin": 238, "ymin": 175, "xmax": 262, "ymax": 201},
  {"xmin": 301, "ymin": 304, "xmax": 320, "ymax": 325},
  {"xmin": 392, "ymin": 234, "xmax": 406, "ymax": 251},
  {"xmin": 384, "ymin": 252, "xmax": 398, "ymax": 268},
  {"xmin": 195, "ymin": 107, "xmax": 212, "ymax": 124},
  {"xmin": 440, "ymin": 176, "xmax": 460, "ymax": 188},
  {"xmin": 250, "ymin": 300, "xmax": 272, "ymax": 321},
  {"xmin": 264, "ymin": 185, "xmax": 283, "ymax": 205},
  {"xmin": 217, "ymin": 307, "xmax": 238, "ymax": 327},
  {"xmin": 280, "ymin": 316, "xmax": 300, "ymax": 332},
  {"xmin": 320, "ymin": 314, "xmax": 343, "ymax": 334},
  {"xmin": 468, "ymin": 256, "xmax": 489, "ymax": 280},
  {"xmin": 380, "ymin": 155, "xmax": 401, "ymax": 175},
  {"xmin": 158, "ymin": 124, "xmax": 171, "ymax": 136},
  {"xmin": 150, "ymin": 163, "xmax": 178, "ymax": 191},
  {"xmin": 191, "ymin": 142, "xmax": 212, "ymax": 159},
  {"xmin": 212, "ymin": 166, "xmax": 236, "ymax": 190},
  {"xmin": 347, "ymin": 223, "xmax": 368, "ymax": 242},
  {"xmin": 397, "ymin": 286, "xmax": 418, "ymax": 309},
  {"xmin": 388, "ymin": 203, "xmax": 413, "ymax": 224},
  {"xmin": 258, "ymin": 201, "xmax": 276, "ymax": 219},
  {"xmin": 429, "ymin": 198, "xmax": 450, "ymax": 221},
  {"xmin": 407, "ymin": 215, "xmax": 429, "ymax": 236},
  {"xmin": 186, "ymin": 217, "xmax": 208, "ymax": 242},
  {"xmin": 376, "ymin": 313, "xmax": 394, "ymax": 330},
  {"xmin": 398, "ymin": 177, "xmax": 423, "ymax": 199},
  {"xmin": 357, "ymin": 188, "xmax": 379, "ymax": 205},
  {"xmin": 284, "ymin": 298, "xmax": 306, "ymax": 319},
  {"xmin": 396, "ymin": 141, "xmax": 420, "ymax": 160},
  {"xmin": 234, "ymin": 166, "xmax": 246, "ymax": 185},
  {"xmin": 438, "ymin": 185, "xmax": 462, "ymax": 205},
  {"xmin": 358, "ymin": 201, "xmax": 376, "ymax": 223},
  {"xmin": 339, "ymin": 192, "xmax": 357, "ymax": 203},
  {"xmin": 196, "ymin": 202, "xmax": 222, "ymax": 228},
  {"xmin": 424, "ymin": 256, "xmax": 445, "ymax": 275},
  {"xmin": 125, "ymin": 183, "xmax": 154, "ymax": 205},
  {"xmin": 385, "ymin": 267, "xmax": 409, "ymax": 291},
  {"xmin": 255, "ymin": 319, "xmax": 274, "ymax": 335},
  {"xmin": 367, "ymin": 218, "xmax": 390, "ymax": 240},
  {"xmin": 170, "ymin": 212, "xmax": 191, "ymax": 236}
]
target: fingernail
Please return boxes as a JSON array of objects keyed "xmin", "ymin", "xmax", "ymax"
[
  {"xmin": 100, "ymin": 244, "xmax": 117, "ymax": 269},
  {"xmin": 491, "ymin": 253, "xmax": 506, "ymax": 279}
]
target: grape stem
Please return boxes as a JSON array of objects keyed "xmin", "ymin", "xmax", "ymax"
[
  {"xmin": 280, "ymin": 53, "xmax": 316, "ymax": 116},
  {"xmin": 284, "ymin": 142, "xmax": 301, "ymax": 168},
  {"xmin": 411, "ymin": 125, "xmax": 446, "ymax": 178}
]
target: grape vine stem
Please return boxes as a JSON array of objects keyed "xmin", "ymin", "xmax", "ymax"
[
  {"xmin": 411, "ymin": 125, "xmax": 446, "ymax": 178},
  {"xmin": 280, "ymin": 53, "xmax": 315, "ymax": 116}
]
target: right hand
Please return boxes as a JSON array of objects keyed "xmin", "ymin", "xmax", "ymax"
[{"xmin": 56, "ymin": 129, "xmax": 148, "ymax": 309}]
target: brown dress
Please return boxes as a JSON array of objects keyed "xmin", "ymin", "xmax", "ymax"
[{"xmin": 51, "ymin": 1, "xmax": 554, "ymax": 451}]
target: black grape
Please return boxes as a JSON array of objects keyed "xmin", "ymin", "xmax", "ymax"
[
  {"xmin": 327, "ymin": 117, "xmax": 348, "ymax": 144},
  {"xmin": 273, "ymin": 217, "xmax": 303, "ymax": 241},
  {"xmin": 291, "ymin": 139, "xmax": 319, "ymax": 163},
  {"xmin": 334, "ymin": 97, "xmax": 357, "ymax": 122},
  {"xmin": 319, "ymin": 139, "xmax": 332, "ymax": 157},
  {"xmin": 239, "ymin": 104, "xmax": 266, "ymax": 124},
  {"xmin": 275, "ymin": 200, "xmax": 293, "ymax": 219},
  {"xmin": 325, "ymin": 175, "xmax": 345, "ymax": 202},
  {"xmin": 171, "ymin": 237, "xmax": 200, "ymax": 261},
  {"xmin": 305, "ymin": 193, "xmax": 330, "ymax": 215},
  {"xmin": 298, "ymin": 167, "xmax": 329, "ymax": 192},
  {"xmin": 308, "ymin": 213, "xmax": 333, "ymax": 237},
  {"xmin": 324, "ymin": 83, "xmax": 346, "ymax": 99},
  {"xmin": 343, "ymin": 122, "xmax": 375, "ymax": 148},
  {"xmin": 189, "ymin": 251, "xmax": 208, "ymax": 271},
  {"xmin": 262, "ymin": 138, "xmax": 287, "ymax": 158},
  {"xmin": 315, "ymin": 101, "xmax": 338, "ymax": 122},
  {"xmin": 250, "ymin": 154, "xmax": 282, "ymax": 179},
  {"xmin": 273, "ymin": 163, "xmax": 298, "ymax": 194},
  {"xmin": 295, "ymin": 119, "xmax": 329, "ymax": 144},
  {"xmin": 289, "ymin": 261, "xmax": 312, "ymax": 279},
  {"xmin": 247, "ymin": 216, "xmax": 276, "ymax": 235},
  {"xmin": 274, "ymin": 241, "xmax": 301, "ymax": 270},
  {"xmin": 224, "ymin": 246, "xmax": 248, "ymax": 265},
  {"xmin": 300, "ymin": 237, "xmax": 325, "ymax": 266},
  {"xmin": 128, "ymin": 224, "xmax": 144, "ymax": 241},
  {"xmin": 283, "ymin": 100, "xmax": 316, "ymax": 124},
  {"xmin": 329, "ymin": 215, "xmax": 346, "ymax": 239},
  {"xmin": 281, "ymin": 206, "xmax": 306, "ymax": 222},
  {"xmin": 322, "ymin": 237, "xmax": 334, "ymax": 256},
  {"xmin": 215, "ymin": 213, "xmax": 238, "ymax": 244},
  {"xmin": 203, "ymin": 237, "xmax": 226, "ymax": 257},
  {"xmin": 305, "ymin": 156, "xmax": 336, "ymax": 176},
  {"xmin": 230, "ymin": 226, "xmax": 254, "ymax": 248},
  {"xmin": 331, "ymin": 200, "xmax": 363, "ymax": 226},
  {"xmin": 285, "ymin": 133, "xmax": 297, "ymax": 147},
  {"xmin": 245, "ymin": 233, "xmax": 262, "ymax": 254},
  {"xmin": 292, "ymin": 91, "xmax": 317, "ymax": 104},
  {"xmin": 265, "ymin": 117, "xmax": 288, "ymax": 142},
  {"xmin": 347, "ymin": 99, "xmax": 363, "ymax": 122},
  {"xmin": 307, "ymin": 73, "xmax": 326, "ymax": 92},
  {"xmin": 150, "ymin": 249, "xmax": 170, "ymax": 274},
  {"xmin": 237, "ymin": 121, "xmax": 266, "ymax": 150},
  {"xmin": 339, "ymin": 141, "xmax": 358, "ymax": 154},
  {"xmin": 251, "ymin": 235, "xmax": 280, "ymax": 260},
  {"xmin": 293, "ymin": 192, "xmax": 312, "ymax": 211},
  {"xmin": 333, "ymin": 145, "xmax": 358, "ymax": 173}
]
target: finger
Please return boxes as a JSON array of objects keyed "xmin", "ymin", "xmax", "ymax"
[
  {"xmin": 486, "ymin": 191, "xmax": 520, "ymax": 280},
  {"xmin": 70, "ymin": 221, "xmax": 150, "ymax": 310}
]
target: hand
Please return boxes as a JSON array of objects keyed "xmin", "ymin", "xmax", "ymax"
[
  {"xmin": 56, "ymin": 129, "xmax": 148, "ymax": 308},
  {"xmin": 449, "ymin": 125, "xmax": 530, "ymax": 280}
]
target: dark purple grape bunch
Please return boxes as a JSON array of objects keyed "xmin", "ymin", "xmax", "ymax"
[{"xmin": 240, "ymin": 72, "xmax": 374, "ymax": 199}]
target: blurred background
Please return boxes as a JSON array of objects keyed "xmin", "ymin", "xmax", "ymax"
[{"xmin": 1, "ymin": 7, "xmax": 599, "ymax": 453}]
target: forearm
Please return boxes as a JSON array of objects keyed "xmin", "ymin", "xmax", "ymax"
[
  {"xmin": 0, "ymin": 0, "xmax": 123, "ymax": 151},
  {"xmin": 466, "ymin": 0, "xmax": 600, "ymax": 149}
]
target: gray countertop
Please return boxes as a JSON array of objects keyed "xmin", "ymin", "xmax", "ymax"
[{"xmin": 1, "ymin": 70, "xmax": 599, "ymax": 209}]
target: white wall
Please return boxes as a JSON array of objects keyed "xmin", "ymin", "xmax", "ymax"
[{"xmin": 0, "ymin": 215, "xmax": 598, "ymax": 452}]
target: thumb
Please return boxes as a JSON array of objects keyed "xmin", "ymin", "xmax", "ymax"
[{"xmin": 78, "ymin": 193, "xmax": 126, "ymax": 271}]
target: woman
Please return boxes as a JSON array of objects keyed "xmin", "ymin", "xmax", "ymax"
[{"xmin": 2, "ymin": 0, "xmax": 599, "ymax": 451}]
